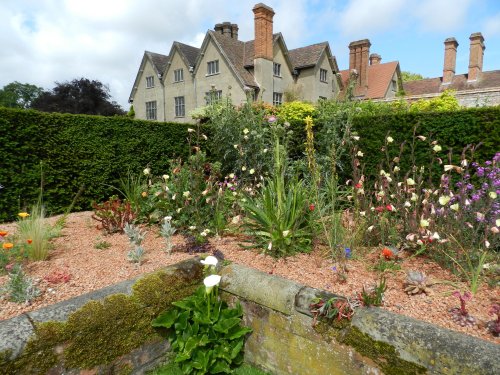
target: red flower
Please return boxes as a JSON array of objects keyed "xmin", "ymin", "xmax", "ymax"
[
  {"xmin": 309, "ymin": 204, "xmax": 315, "ymax": 211},
  {"xmin": 355, "ymin": 183, "xmax": 362, "ymax": 189},
  {"xmin": 27, "ymin": 239, "xmax": 33, "ymax": 244},
  {"xmin": 375, "ymin": 206, "xmax": 385, "ymax": 213},
  {"xmin": 382, "ymin": 247, "xmax": 393, "ymax": 260},
  {"xmin": 386, "ymin": 204, "xmax": 393, "ymax": 211}
]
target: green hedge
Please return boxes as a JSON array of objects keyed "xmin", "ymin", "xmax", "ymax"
[
  {"xmin": 351, "ymin": 107, "xmax": 500, "ymax": 179},
  {"xmin": 0, "ymin": 108, "xmax": 191, "ymax": 222}
]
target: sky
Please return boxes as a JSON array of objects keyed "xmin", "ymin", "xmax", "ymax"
[{"xmin": 1, "ymin": 0, "xmax": 499, "ymax": 110}]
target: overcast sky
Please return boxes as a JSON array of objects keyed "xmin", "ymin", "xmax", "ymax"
[{"xmin": 1, "ymin": 0, "xmax": 499, "ymax": 109}]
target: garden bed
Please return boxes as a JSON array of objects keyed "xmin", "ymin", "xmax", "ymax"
[{"xmin": 0, "ymin": 211, "xmax": 498, "ymax": 345}]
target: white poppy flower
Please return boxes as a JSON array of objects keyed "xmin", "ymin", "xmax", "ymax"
[{"xmin": 201, "ymin": 255, "xmax": 218, "ymax": 266}]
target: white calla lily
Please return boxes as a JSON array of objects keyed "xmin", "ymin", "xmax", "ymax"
[
  {"xmin": 201, "ymin": 255, "xmax": 218, "ymax": 266},
  {"xmin": 204, "ymin": 274, "xmax": 221, "ymax": 294}
]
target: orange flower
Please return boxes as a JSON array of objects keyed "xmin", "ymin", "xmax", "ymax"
[
  {"xmin": 27, "ymin": 239, "xmax": 33, "ymax": 244},
  {"xmin": 141, "ymin": 191, "xmax": 148, "ymax": 198},
  {"xmin": 2, "ymin": 243, "xmax": 14, "ymax": 250},
  {"xmin": 0, "ymin": 231, "xmax": 8, "ymax": 237},
  {"xmin": 382, "ymin": 247, "xmax": 393, "ymax": 260}
]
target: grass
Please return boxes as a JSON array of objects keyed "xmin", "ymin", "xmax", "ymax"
[
  {"xmin": 16, "ymin": 202, "xmax": 53, "ymax": 261},
  {"xmin": 148, "ymin": 362, "xmax": 271, "ymax": 375},
  {"xmin": 94, "ymin": 240, "xmax": 111, "ymax": 250}
]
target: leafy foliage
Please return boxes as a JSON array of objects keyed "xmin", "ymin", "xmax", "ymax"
[
  {"xmin": 0, "ymin": 264, "xmax": 40, "ymax": 303},
  {"xmin": 152, "ymin": 286, "xmax": 252, "ymax": 374},
  {"xmin": 401, "ymin": 71, "xmax": 425, "ymax": 82},
  {"xmin": 92, "ymin": 196, "xmax": 135, "ymax": 234},
  {"xmin": 0, "ymin": 81, "xmax": 44, "ymax": 109},
  {"xmin": 31, "ymin": 78, "xmax": 124, "ymax": 116}
]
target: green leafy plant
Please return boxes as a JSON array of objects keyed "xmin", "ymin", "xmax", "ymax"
[
  {"xmin": 152, "ymin": 269, "xmax": 251, "ymax": 374},
  {"xmin": 92, "ymin": 195, "xmax": 135, "ymax": 234},
  {"xmin": 359, "ymin": 277, "xmax": 387, "ymax": 307},
  {"xmin": 94, "ymin": 240, "xmax": 111, "ymax": 250},
  {"xmin": 309, "ymin": 295, "xmax": 359, "ymax": 326},
  {"xmin": 1, "ymin": 264, "xmax": 40, "ymax": 303}
]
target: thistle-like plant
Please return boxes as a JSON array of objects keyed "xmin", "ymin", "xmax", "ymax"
[
  {"xmin": 124, "ymin": 223, "xmax": 146, "ymax": 265},
  {"xmin": 449, "ymin": 291, "xmax": 476, "ymax": 327},
  {"xmin": 1, "ymin": 264, "xmax": 40, "ymax": 303},
  {"xmin": 160, "ymin": 216, "xmax": 176, "ymax": 255},
  {"xmin": 403, "ymin": 271, "xmax": 434, "ymax": 295}
]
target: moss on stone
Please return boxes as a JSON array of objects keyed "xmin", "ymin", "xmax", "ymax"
[
  {"xmin": 2, "ymin": 261, "xmax": 204, "ymax": 373},
  {"xmin": 340, "ymin": 326, "xmax": 428, "ymax": 375}
]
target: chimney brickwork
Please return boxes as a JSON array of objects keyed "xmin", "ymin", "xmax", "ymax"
[
  {"xmin": 468, "ymin": 32, "xmax": 485, "ymax": 81},
  {"xmin": 349, "ymin": 39, "xmax": 371, "ymax": 91},
  {"xmin": 369, "ymin": 53, "xmax": 381, "ymax": 65},
  {"xmin": 253, "ymin": 3, "xmax": 275, "ymax": 60},
  {"xmin": 443, "ymin": 37, "xmax": 459, "ymax": 84},
  {"xmin": 214, "ymin": 22, "xmax": 238, "ymax": 39}
]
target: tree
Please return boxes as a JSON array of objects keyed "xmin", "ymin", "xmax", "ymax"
[
  {"xmin": 0, "ymin": 81, "xmax": 44, "ymax": 109},
  {"xmin": 401, "ymin": 71, "xmax": 425, "ymax": 82},
  {"xmin": 31, "ymin": 78, "xmax": 125, "ymax": 116}
]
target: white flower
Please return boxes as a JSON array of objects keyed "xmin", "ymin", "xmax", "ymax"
[
  {"xmin": 164, "ymin": 216, "xmax": 172, "ymax": 222},
  {"xmin": 379, "ymin": 169, "xmax": 387, "ymax": 176},
  {"xmin": 202, "ymin": 189, "xmax": 209, "ymax": 196},
  {"xmin": 393, "ymin": 166, "xmax": 400, "ymax": 173},
  {"xmin": 359, "ymin": 211, "xmax": 366, "ymax": 217},
  {"xmin": 227, "ymin": 183, "xmax": 233, "ymax": 188},
  {"xmin": 172, "ymin": 193, "xmax": 176, "ymax": 200},
  {"xmin": 444, "ymin": 165, "xmax": 454, "ymax": 172},
  {"xmin": 357, "ymin": 151, "xmax": 364, "ymax": 157},
  {"xmin": 485, "ymin": 240, "xmax": 490, "ymax": 249},
  {"xmin": 386, "ymin": 136, "xmax": 394, "ymax": 143},
  {"xmin": 404, "ymin": 201, "xmax": 411, "ymax": 208},
  {"xmin": 438, "ymin": 196, "xmax": 450, "ymax": 206},
  {"xmin": 183, "ymin": 191, "xmax": 190, "ymax": 198},
  {"xmin": 243, "ymin": 128, "xmax": 249, "ymax": 134},
  {"xmin": 242, "ymin": 166, "xmax": 247, "ymax": 171},
  {"xmin": 249, "ymin": 168, "xmax": 255, "ymax": 175},
  {"xmin": 417, "ymin": 135, "xmax": 426, "ymax": 141},
  {"xmin": 263, "ymin": 148, "xmax": 268, "ymax": 153},
  {"xmin": 420, "ymin": 219, "xmax": 429, "ymax": 228},
  {"xmin": 229, "ymin": 173, "xmax": 235, "ymax": 179},
  {"xmin": 465, "ymin": 199, "xmax": 471, "ymax": 206},
  {"xmin": 232, "ymin": 192, "xmax": 237, "ymax": 196},
  {"xmin": 234, "ymin": 144, "xmax": 238, "ymax": 149},
  {"xmin": 202, "ymin": 134, "xmax": 208, "ymax": 140},
  {"xmin": 496, "ymin": 219, "xmax": 500, "ymax": 227},
  {"xmin": 204, "ymin": 274, "xmax": 221, "ymax": 293},
  {"xmin": 244, "ymin": 135, "xmax": 249, "ymax": 140},
  {"xmin": 450, "ymin": 203, "xmax": 459, "ymax": 211},
  {"xmin": 433, "ymin": 145, "xmax": 442, "ymax": 152},
  {"xmin": 367, "ymin": 225, "xmax": 374, "ymax": 232},
  {"xmin": 461, "ymin": 159, "xmax": 468, "ymax": 167},
  {"xmin": 431, "ymin": 232, "xmax": 440, "ymax": 240},
  {"xmin": 162, "ymin": 174, "xmax": 169, "ymax": 180},
  {"xmin": 187, "ymin": 128, "xmax": 195, "ymax": 133},
  {"xmin": 189, "ymin": 226, "xmax": 196, "ymax": 230},
  {"xmin": 352, "ymin": 135, "xmax": 360, "ymax": 141},
  {"xmin": 406, "ymin": 178, "xmax": 415, "ymax": 186},
  {"xmin": 282, "ymin": 230, "xmax": 290, "ymax": 237},
  {"xmin": 268, "ymin": 242, "xmax": 273, "ymax": 251},
  {"xmin": 489, "ymin": 191, "xmax": 498, "ymax": 199},
  {"xmin": 200, "ymin": 231, "xmax": 208, "ymax": 237},
  {"xmin": 165, "ymin": 186, "xmax": 170, "ymax": 192},
  {"xmin": 143, "ymin": 168, "xmax": 151, "ymax": 176},
  {"xmin": 206, "ymin": 198, "xmax": 211, "ymax": 203},
  {"xmin": 201, "ymin": 255, "xmax": 218, "ymax": 266},
  {"xmin": 176, "ymin": 208, "xmax": 182, "ymax": 213}
]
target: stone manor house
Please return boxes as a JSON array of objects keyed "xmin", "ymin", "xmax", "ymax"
[{"xmin": 129, "ymin": 3, "xmax": 402, "ymax": 122}]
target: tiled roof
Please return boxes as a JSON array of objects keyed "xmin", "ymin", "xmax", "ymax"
[
  {"xmin": 403, "ymin": 70, "xmax": 500, "ymax": 95},
  {"xmin": 339, "ymin": 61, "xmax": 399, "ymax": 99},
  {"xmin": 289, "ymin": 42, "xmax": 329, "ymax": 69},
  {"xmin": 145, "ymin": 51, "xmax": 169, "ymax": 75},
  {"xmin": 175, "ymin": 42, "xmax": 200, "ymax": 67},
  {"xmin": 242, "ymin": 34, "xmax": 282, "ymax": 67}
]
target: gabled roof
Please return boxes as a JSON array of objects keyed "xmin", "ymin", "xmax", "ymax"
[
  {"xmin": 289, "ymin": 42, "xmax": 329, "ymax": 69},
  {"xmin": 403, "ymin": 70, "xmax": 500, "ymax": 96},
  {"xmin": 129, "ymin": 51, "xmax": 169, "ymax": 103},
  {"xmin": 339, "ymin": 61, "xmax": 400, "ymax": 99},
  {"xmin": 176, "ymin": 42, "xmax": 200, "ymax": 68}
]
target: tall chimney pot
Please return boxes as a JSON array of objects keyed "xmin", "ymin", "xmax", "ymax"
[
  {"xmin": 443, "ymin": 37, "xmax": 458, "ymax": 84},
  {"xmin": 253, "ymin": 3, "xmax": 275, "ymax": 60},
  {"xmin": 369, "ymin": 53, "xmax": 381, "ymax": 65},
  {"xmin": 468, "ymin": 32, "xmax": 485, "ymax": 81},
  {"xmin": 348, "ymin": 39, "xmax": 371, "ymax": 91},
  {"xmin": 231, "ymin": 23, "xmax": 239, "ymax": 40}
]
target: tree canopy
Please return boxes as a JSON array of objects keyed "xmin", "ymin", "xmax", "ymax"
[
  {"xmin": 0, "ymin": 81, "xmax": 44, "ymax": 109},
  {"xmin": 401, "ymin": 71, "xmax": 426, "ymax": 82},
  {"xmin": 31, "ymin": 78, "xmax": 125, "ymax": 116}
]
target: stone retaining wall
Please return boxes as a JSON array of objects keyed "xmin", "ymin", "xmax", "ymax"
[{"xmin": 1, "ymin": 260, "xmax": 498, "ymax": 374}]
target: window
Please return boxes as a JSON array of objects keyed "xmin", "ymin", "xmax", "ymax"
[
  {"xmin": 205, "ymin": 90, "xmax": 223, "ymax": 105},
  {"xmin": 174, "ymin": 69, "xmax": 184, "ymax": 82},
  {"xmin": 174, "ymin": 96, "xmax": 185, "ymax": 117},
  {"xmin": 273, "ymin": 63, "xmax": 281, "ymax": 77},
  {"xmin": 320, "ymin": 69, "xmax": 328, "ymax": 83},
  {"xmin": 146, "ymin": 76, "xmax": 154, "ymax": 88},
  {"xmin": 273, "ymin": 92, "xmax": 283, "ymax": 106},
  {"xmin": 146, "ymin": 101, "xmax": 157, "ymax": 120},
  {"xmin": 207, "ymin": 60, "xmax": 219, "ymax": 75},
  {"xmin": 391, "ymin": 79, "xmax": 397, "ymax": 91}
]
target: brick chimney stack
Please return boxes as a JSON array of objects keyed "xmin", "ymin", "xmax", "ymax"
[
  {"xmin": 468, "ymin": 32, "xmax": 485, "ymax": 81},
  {"xmin": 369, "ymin": 53, "xmax": 381, "ymax": 65},
  {"xmin": 349, "ymin": 39, "xmax": 371, "ymax": 90},
  {"xmin": 231, "ymin": 24, "xmax": 239, "ymax": 40},
  {"xmin": 443, "ymin": 37, "xmax": 459, "ymax": 84},
  {"xmin": 253, "ymin": 3, "xmax": 275, "ymax": 60},
  {"xmin": 214, "ymin": 22, "xmax": 239, "ymax": 39}
]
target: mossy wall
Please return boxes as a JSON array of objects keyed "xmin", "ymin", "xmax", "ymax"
[{"xmin": 0, "ymin": 259, "xmax": 203, "ymax": 374}]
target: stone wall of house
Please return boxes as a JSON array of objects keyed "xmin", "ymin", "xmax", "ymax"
[{"xmin": 1, "ymin": 260, "xmax": 499, "ymax": 374}]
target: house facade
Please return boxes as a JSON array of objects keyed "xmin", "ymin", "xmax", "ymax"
[{"xmin": 129, "ymin": 3, "xmax": 345, "ymax": 122}]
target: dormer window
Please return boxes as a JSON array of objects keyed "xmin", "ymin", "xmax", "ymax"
[
  {"xmin": 273, "ymin": 63, "xmax": 281, "ymax": 77},
  {"xmin": 174, "ymin": 69, "xmax": 184, "ymax": 82},
  {"xmin": 320, "ymin": 69, "xmax": 328, "ymax": 83},
  {"xmin": 146, "ymin": 76, "xmax": 154, "ymax": 88},
  {"xmin": 207, "ymin": 60, "xmax": 219, "ymax": 75}
]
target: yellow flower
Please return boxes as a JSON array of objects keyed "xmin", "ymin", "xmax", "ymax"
[
  {"xmin": 420, "ymin": 219, "xmax": 429, "ymax": 228},
  {"xmin": 450, "ymin": 203, "xmax": 459, "ymax": 211},
  {"xmin": 489, "ymin": 191, "xmax": 498, "ymax": 199},
  {"xmin": 433, "ymin": 145, "xmax": 442, "ymax": 153},
  {"xmin": 438, "ymin": 196, "xmax": 450, "ymax": 205},
  {"xmin": 18, "ymin": 212, "xmax": 30, "ymax": 219},
  {"xmin": 406, "ymin": 178, "xmax": 415, "ymax": 186}
]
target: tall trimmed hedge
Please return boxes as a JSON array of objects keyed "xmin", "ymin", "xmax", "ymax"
[
  {"xmin": 351, "ymin": 107, "xmax": 500, "ymax": 179},
  {"xmin": 0, "ymin": 108, "xmax": 191, "ymax": 222}
]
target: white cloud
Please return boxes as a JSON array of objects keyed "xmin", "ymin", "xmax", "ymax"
[
  {"xmin": 483, "ymin": 13, "xmax": 500, "ymax": 37},
  {"xmin": 412, "ymin": 0, "xmax": 474, "ymax": 32}
]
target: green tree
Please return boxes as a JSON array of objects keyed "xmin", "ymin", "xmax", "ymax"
[
  {"xmin": 0, "ymin": 81, "xmax": 44, "ymax": 109},
  {"xmin": 401, "ymin": 71, "xmax": 425, "ymax": 82}
]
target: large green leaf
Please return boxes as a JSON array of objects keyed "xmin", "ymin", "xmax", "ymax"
[
  {"xmin": 213, "ymin": 317, "xmax": 240, "ymax": 334},
  {"xmin": 152, "ymin": 308, "xmax": 178, "ymax": 328}
]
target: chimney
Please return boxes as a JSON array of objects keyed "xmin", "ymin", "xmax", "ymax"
[
  {"xmin": 348, "ymin": 39, "xmax": 371, "ymax": 90},
  {"xmin": 214, "ymin": 23, "xmax": 223, "ymax": 34},
  {"xmin": 222, "ymin": 22, "xmax": 232, "ymax": 37},
  {"xmin": 442, "ymin": 37, "xmax": 458, "ymax": 84},
  {"xmin": 468, "ymin": 32, "xmax": 485, "ymax": 81},
  {"xmin": 253, "ymin": 3, "xmax": 274, "ymax": 60},
  {"xmin": 231, "ymin": 23, "xmax": 239, "ymax": 40},
  {"xmin": 369, "ymin": 53, "xmax": 381, "ymax": 65}
]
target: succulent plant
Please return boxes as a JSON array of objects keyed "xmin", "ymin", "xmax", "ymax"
[
  {"xmin": 403, "ymin": 271, "xmax": 434, "ymax": 295},
  {"xmin": 486, "ymin": 304, "xmax": 500, "ymax": 337},
  {"xmin": 449, "ymin": 291, "xmax": 476, "ymax": 327}
]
